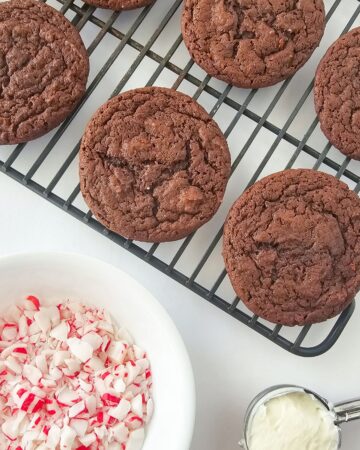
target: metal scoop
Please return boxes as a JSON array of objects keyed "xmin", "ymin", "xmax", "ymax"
[{"xmin": 241, "ymin": 384, "xmax": 360, "ymax": 449}]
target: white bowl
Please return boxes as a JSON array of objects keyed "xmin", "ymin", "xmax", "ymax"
[{"xmin": 0, "ymin": 252, "xmax": 195, "ymax": 450}]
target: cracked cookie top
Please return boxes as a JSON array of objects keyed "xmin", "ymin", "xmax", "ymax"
[
  {"xmin": 79, "ymin": 87, "xmax": 231, "ymax": 242},
  {"xmin": 223, "ymin": 169, "xmax": 360, "ymax": 326},
  {"xmin": 315, "ymin": 27, "xmax": 360, "ymax": 160},
  {"xmin": 0, "ymin": 0, "xmax": 89, "ymax": 144},
  {"xmin": 182, "ymin": 0, "xmax": 325, "ymax": 88},
  {"xmin": 82, "ymin": 0, "xmax": 154, "ymax": 11}
]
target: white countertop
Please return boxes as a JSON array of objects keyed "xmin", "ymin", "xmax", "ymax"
[
  {"xmin": 1, "ymin": 1, "xmax": 360, "ymax": 448},
  {"xmin": 1, "ymin": 161, "xmax": 360, "ymax": 450}
]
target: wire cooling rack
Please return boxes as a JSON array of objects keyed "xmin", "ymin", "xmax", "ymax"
[{"xmin": 1, "ymin": 0, "xmax": 360, "ymax": 356}]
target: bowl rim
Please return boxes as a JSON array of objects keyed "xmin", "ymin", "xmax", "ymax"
[{"xmin": 0, "ymin": 251, "xmax": 196, "ymax": 450}]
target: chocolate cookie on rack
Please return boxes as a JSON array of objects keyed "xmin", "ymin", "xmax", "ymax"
[
  {"xmin": 80, "ymin": 87, "xmax": 231, "ymax": 242},
  {"xmin": 182, "ymin": 0, "xmax": 325, "ymax": 88},
  {"xmin": 82, "ymin": 0, "xmax": 154, "ymax": 10},
  {"xmin": 315, "ymin": 27, "xmax": 360, "ymax": 160},
  {"xmin": 223, "ymin": 169, "xmax": 360, "ymax": 326},
  {"xmin": 0, "ymin": 0, "xmax": 89, "ymax": 144}
]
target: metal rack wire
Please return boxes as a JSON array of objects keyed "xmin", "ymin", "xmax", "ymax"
[{"xmin": 1, "ymin": 0, "xmax": 359, "ymax": 356}]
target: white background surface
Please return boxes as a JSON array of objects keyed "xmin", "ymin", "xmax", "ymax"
[
  {"xmin": 1, "ymin": 0, "xmax": 360, "ymax": 449},
  {"xmin": 1, "ymin": 166, "xmax": 360, "ymax": 450}
]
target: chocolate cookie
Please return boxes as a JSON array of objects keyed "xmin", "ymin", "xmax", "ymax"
[
  {"xmin": 80, "ymin": 87, "xmax": 231, "ymax": 242},
  {"xmin": 82, "ymin": 0, "xmax": 154, "ymax": 10},
  {"xmin": 315, "ymin": 28, "xmax": 360, "ymax": 160},
  {"xmin": 0, "ymin": 0, "xmax": 89, "ymax": 145},
  {"xmin": 181, "ymin": 0, "xmax": 325, "ymax": 89},
  {"xmin": 223, "ymin": 169, "xmax": 360, "ymax": 326}
]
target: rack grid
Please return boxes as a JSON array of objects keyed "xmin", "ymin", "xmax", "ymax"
[{"xmin": 1, "ymin": 0, "xmax": 360, "ymax": 356}]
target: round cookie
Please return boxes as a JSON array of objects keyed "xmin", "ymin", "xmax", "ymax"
[
  {"xmin": 80, "ymin": 87, "xmax": 231, "ymax": 243},
  {"xmin": 181, "ymin": 0, "xmax": 325, "ymax": 89},
  {"xmin": 0, "ymin": 0, "xmax": 89, "ymax": 145},
  {"xmin": 82, "ymin": 0, "xmax": 154, "ymax": 10},
  {"xmin": 223, "ymin": 169, "xmax": 360, "ymax": 326},
  {"xmin": 315, "ymin": 28, "xmax": 360, "ymax": 160}
]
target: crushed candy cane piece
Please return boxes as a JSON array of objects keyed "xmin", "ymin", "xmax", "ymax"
[
  {"xmin": 25, "ymin": 296, "xmax": 40, "ymax": 311},
  {"xmin": 113, "ymin": 378, "xmax": 126, "ymax": 394},
  {"xmin": 79, "ymin": 432, "xmax": 96, "ymax": 446},
  {"xmin": 35, "ymin": 354, "xmax": 48, "ymax": 374},
  {"xmin": 70, "ymin": 418, "xmax": 88, "ymax": 437},
  {"xmin": 84, "ymin": 356, "xmax": 104, "ymax": 372},
  {"xmin": 107, "ymin": 341, "xmax": 127, "ymax": 364},
  {"xmin": 5, "ymin": 356, "xmax": 22, "ymax": 375},
  {"xmin": 85, "ymin": 395, "xmax": 97, "ymax": 417},
  {"xmin": 82, "ymin": 332, "xmax": 103, "ymax": 350},
  {"xmin": 109, "ymin": 398, "xmax": 131, "ymax": 421},
  {"xmin": 131, "ymin": 394, "xmax": 144, "ymax": 418},
  {"xmin": 2, "ymin": 324, "xmax": 18, "ymax": 341},
  {"xmin": 67, "ymin": 338, "xmax": 93, "ymax": 363},
  {"xmin": 50, "ymin": 321, "xmax": 69, "ymax": 341},
  {"xmin": 0, "ymin": 297, "xmax": 153, "ymax": 449},
  {"xmin": 68, "ymin": 400, "xmax": 86, "ymax": 418},
  {"xmin": 127, "ymin": 428, "xmax": 145, "ymax": 450},
  {"xmin": 56, "ymin": 387, "xmax": 81, "ymax": 406},
  {"xmin": 47, "ymin": 423, "xmax": 61, "ymax": 447},
  {"xmin": 53, "ymin": 350, "xmax": 71, "ymax": 367},
  {"xmin": 60, "ymin": 425, "xmax": 77, "ymax": 449},
  {"xmin": 23, "ymin": 364, "xmax": 42, "ymax": 386}
]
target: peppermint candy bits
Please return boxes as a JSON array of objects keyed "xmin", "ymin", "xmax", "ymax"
[{"xmin": 0, "ymin": 297, "xmax": 153, "ymax": 450}]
